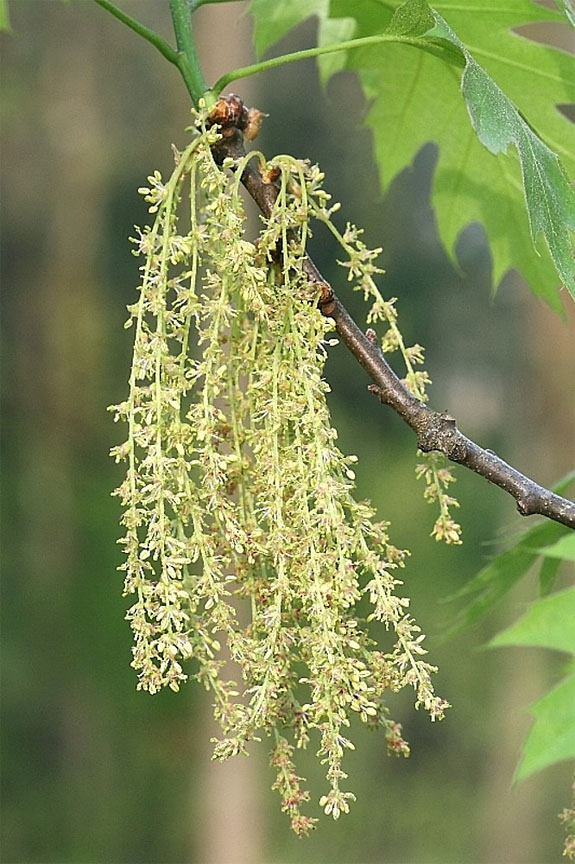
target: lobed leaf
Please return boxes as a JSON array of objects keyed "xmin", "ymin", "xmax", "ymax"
[
  {"xmin": 249, "ymin": 0, "xmax": 575, "ymax": 306},
  {"xmin": 430, "ymin": 10, "xmax": 575, "ymax": 299},
  {"xmin": 338, "ymin": 0, "xmax": 575, "ymax": 305},
  {"xmin": 387, "ymin": 0, "xmax": 435, "ymax": 36},
  {"xmin": 249, "ymin": 0, "xmax": 328, "ymax": 58},
  {"xmin": 536, "ymin": 532, "xmax": 575, "ymax": 561},
  {"xmin": 514, "ymin": 673, "xmax": 575, "ymax": 780},
  {"xmin": 488, "ymin": 587, "xmax": 575, "ymax": 781},
  {"xmin": 443, "ymin": 472, "xmax": 573, "ymax": 633},
  {"xmin": 443, "ymin": 519, "xmax": 571, "ymax": 637},
  {"xmin": 489, "ymin": 586, "xmax": 575, "ymax": 653},
  {"xmin": 538, "ymin": 554, "xmax": 565, "ymax": 597}
]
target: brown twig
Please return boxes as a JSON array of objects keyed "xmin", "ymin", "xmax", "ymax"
[{"xmin": 208, "ymin": 96, "xmax": 575, "ymax": 530}]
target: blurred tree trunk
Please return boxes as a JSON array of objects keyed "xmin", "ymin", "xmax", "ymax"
[
  {"xmin": 479, "ymin": 282, "xmax": 574, "ymax": 864},
  {"xmin": 190, "ymin": 5, "xmax": 266, "ymax": 864}
]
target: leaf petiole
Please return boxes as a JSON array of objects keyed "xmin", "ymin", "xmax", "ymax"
[{"xmin": 210, "ymin": 32, "xmax": 463, "ymax": 95}]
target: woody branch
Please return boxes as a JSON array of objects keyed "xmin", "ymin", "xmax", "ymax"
[{"xmin": 208, "ymin": 95, "xmax": 575, "ymax": 531}]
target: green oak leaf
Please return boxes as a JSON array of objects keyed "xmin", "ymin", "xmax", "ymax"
[
  {"xmin": 489, "ymin": 587, "xmax": 575, "ymax": 653},
  {"xmin": 489, "ymin": 588, "xmax": 575, "ymax": 780},
  {"xmin": 514, "ymin": 673, "xmax": 575, "ymax": 780},
  {"xmin": 444, "ymin": 472, "xmax": 575, "ymax": 633},
  {"xmin": 249, "ymin": 0, "xmax": 328, "ymax": 58},
  {"xmin": 429, "ymin": 10, "xmax": 575, "ymax": 300},
  {"xmin": 536, "ymin": 532, "xmax": 575, "ymax": 560},
  {"xmin": 333, "ymin": 0, "xmax": 575, "ymax": 307},
  {"xmin": 249, "ymin": 0, "xmax": 575, "ymax": 307},
  {"xmin": 388, "ymin": 0, "xmax": 435, "ymax": 36},
  {"xmin": 443, "ymin": 520, "xmax": 570, "ymax": 637}
]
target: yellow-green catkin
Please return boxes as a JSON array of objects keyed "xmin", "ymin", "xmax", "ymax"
[{"xmin": 110, "ymin": 111, "xmax": 450, "ymax": 835}]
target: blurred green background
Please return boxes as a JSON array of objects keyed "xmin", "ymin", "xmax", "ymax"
[{"xmin": 1, "ymin": 2, "xmax": 574, "ymax": 862}]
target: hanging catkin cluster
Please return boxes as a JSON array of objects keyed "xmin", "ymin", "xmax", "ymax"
[{"xmin": 110, "ymin": 111, "xmax": 451, "ymax": 834}]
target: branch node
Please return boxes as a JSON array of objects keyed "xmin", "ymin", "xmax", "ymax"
[
  {"xmin": 416, "ymin": 411, "xmax": 468, "ymax": 461},
  {"xmin": 319, "ymin": 286, "xmax": 336, "ymax": 316},
  {"xmin": 207, "ymin": 93, "xmax": 248, "ymax": 131},
  {"xmin": 368, "ymin": 383, "xmax": 387, "ymax": 404},
  {"xmin": 259, "ymin": 164, "xmax": 281, "ymax": 184},
  {"xmin": 516, "ymin": 492, "xmax": 546, "ymax": 518}
]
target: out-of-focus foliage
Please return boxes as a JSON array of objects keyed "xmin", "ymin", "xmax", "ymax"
[
  {"xmin": 538, "ymin": 532, "xmax": 575, "ymax": 560},
  {"xmin": 490, "ymin": 588, "xmax": 575, "ymax": 779},
  {"xmin": 445, "ymin": 475, "xmax": 575, "ymax": 636},
  {"xmin": 491, "ymin": 586, "xmax": 575, "ymax": 655},
  {"xmin": 448, "ymin": 474, "xmax": 575, "ymax": 794}
]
